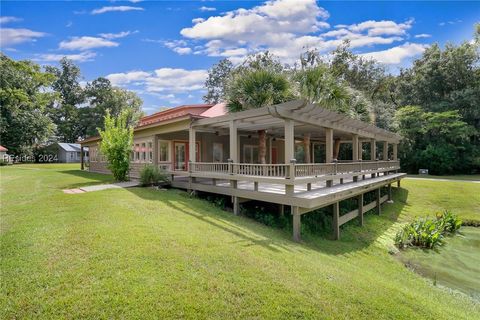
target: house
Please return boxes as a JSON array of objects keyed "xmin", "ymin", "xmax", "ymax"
[
  {"xmin": 79, "ymin": 100, "xmax": 405, "ymax": 241},
  {"xmin": 46, "ymin": 143, "xmax": 89, "ymax": 163},
  {"xmin": 0, "ymin": 145, "xmax": 9, "ymax": 162}
]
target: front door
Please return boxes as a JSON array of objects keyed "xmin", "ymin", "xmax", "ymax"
[{"xmin": 174, "ymin": 142, "xmax": 187, "ymax": 171}]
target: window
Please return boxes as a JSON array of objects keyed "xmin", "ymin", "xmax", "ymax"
[
  {"xmin": 213, "ymin": 143, "xmax": 223, "ymax": 162},
  {"xmin": 70, "ymin": 152, "xmax": 74, "ymax": 159},
  {"xmin": 135, "ymin": 144, "xmax": 140, "ymax": 162},
  {"xmin": 148, "ymin": 142, "xmax": 153, "ymax": 162},
  {"xmin": 158, "ymin": 141, "xmax": 170, "ymax": 162},
  {"xmin": 141, "ymin": 143, "xmax": 146, "ymax": 161},
  {"xmin": 243, "ymin": 145, "xmax": 259, "ymax": 163}
]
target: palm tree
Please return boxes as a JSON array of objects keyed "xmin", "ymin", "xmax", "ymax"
[{"xmin": 226, "ymin": 69, "xmax": 292, "ymax": 164}]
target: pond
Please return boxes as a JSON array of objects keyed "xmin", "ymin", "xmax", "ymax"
[{"xmin": 397, "ymin": 227, "xmax": 480, "ymax": 299}]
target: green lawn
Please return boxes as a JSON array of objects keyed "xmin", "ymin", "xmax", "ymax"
[
  {"xmin": 1, "ymin": 164, "xmax": 479, "ymax": 319},
  {"xmin": 406, "ymin": 174, "xmax": 480, "ymax": 181}
]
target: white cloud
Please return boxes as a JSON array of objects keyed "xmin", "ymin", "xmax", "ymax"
[
  {"xmin": 361, "ymin": 43, "xmax": 427, "ymax": 64},
  {"xmin": 106, "ymin": 71, "xmax": 151, "ymax": 86},
  {"xmin": 439, "ymin": 19, "xmax": 462, "ymax": 27},
  {"xmin": 175, "ymin": 0, "xmax": 413, "ymax": 64},
  {"xmin": 0, "ymin": 16, "xmax": 22, "ymax": 24},
  {"xmin": 98, "ymin": 30, "xmax": 138, "ymax": 39},
  {"xmin": 59, "ymin": 36, "xmax": 119, "ymax": 50},
  {"xmin": 105, "ymin": 68, "xmax": 207, "ymax": 93},
  {"xmin": 129, "ymin": 0, "xmax": 143, "ymax": 3},
  {"xmin": 199, "ymin": 6, "xmax": 216, "ymax": 12},
  {"xmin": 0, "ymin": 28, "xmax": 47, "ymax": 46},
  {"xmin": 34, "ymin": 51, "xmax": 97, "ymax": 63},
  {"xmin": 347, "ymin": 19, "xmax": 413, "ymax": 36},
  {"xmin": 192, "ymin": 18, "xmax": 205, "ymax": 24},
  {"xmin": 414, "ymin": 33, "xmax": 431, "ymax": 38},
  {"xmin": 91, "ymin": 6, "xmax": 144, "ymax": 15}
]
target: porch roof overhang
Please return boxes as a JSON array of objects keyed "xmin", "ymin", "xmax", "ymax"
[{"xmin": 192, "ymin": 100, "xmax": 401, "ymax": 143}]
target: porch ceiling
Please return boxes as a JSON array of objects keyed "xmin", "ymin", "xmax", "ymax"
[{"xmin": 192, "ymin": 100, "xmax": 401, "ymax": 143}]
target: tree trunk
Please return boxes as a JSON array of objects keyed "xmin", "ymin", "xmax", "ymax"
[
  {"xmin": 258, "ymin": 130, "xmax": 266, "ymax": 164},
  {"xmin": 333, "ymin": 139, "xmax": 341, "ymax": 160},
  {"xmin": 303, "ymin": 133, "xmax": 311, "ymax": 163}
]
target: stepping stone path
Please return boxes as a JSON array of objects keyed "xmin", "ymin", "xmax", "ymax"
[{"xmin": 63, "ymin": 181, "xmax": 140, "ymax": 194}]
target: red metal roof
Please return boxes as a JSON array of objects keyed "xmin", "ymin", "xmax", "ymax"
[
  {"xmin": 78, "ymin": 103, "xmax": 227, "ymax": 144},
  {"xmin": 0, "ymin": 145, "xmax": 8, "ymax": 152},
  {"xmin": 138, "ymin": 104, "xmax": 214, "ymax": 127}
]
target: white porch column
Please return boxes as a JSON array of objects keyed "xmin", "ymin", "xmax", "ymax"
[
  {"xmin": 352, "ymin": 134, "xmax": 359, "ymax": 161},
  {"xmin": 284, "ymin": 119, "xmax": 295, "ymax": 163},
  {"xmin": 229, "ymin": 120, "xmax": 238, "ymax": 162},
  {"xmin": 358, "ymin": 141, "xmax": 363, "ymax": 160},
  {"xmin": 189, "ymin": 127, "xmax": 196, "ymax": 163},
  {"xmin": 370, "ymin": 139, "xmax": 376, "ymax": 161},
  {"xmin": 392, "ymin": 143, "xmax": 398, "ymax": 161},
  {"xmin": 382, "ymin": 141, "xmax": 388, "ymax": 160},
  {"xmin": 325, "ymin": 128, "xmax": 333, "ymax": 163}
]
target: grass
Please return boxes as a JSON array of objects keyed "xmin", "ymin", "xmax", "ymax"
[
  {"xmin": 1, "ymin": 164, "xmax": 479, "ymax": 319},
  {"xmin": 406, "ymin": 174, "xmax": 480, "ymax": 181}
]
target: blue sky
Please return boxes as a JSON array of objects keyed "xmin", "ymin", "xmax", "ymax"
[{"xmin": 1, "ymin": 1, "xmax": 479, "ymax": 114}]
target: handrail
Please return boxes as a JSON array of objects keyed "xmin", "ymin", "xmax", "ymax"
[{"xmin": 186, "ymin": 160, "xmax": 400, "ymax": 178}]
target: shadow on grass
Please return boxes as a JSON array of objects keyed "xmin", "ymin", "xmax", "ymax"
[
  {"xmin": 125, "ymin": 187, "xmax": 295, "ymax": 253},
  {"xmin": 59, "ymin": 169, "xmax": 114, "ymax": 189},
  {"xmin": 123, "ymin": 184, "xmax": 409, "ymax": 256}
]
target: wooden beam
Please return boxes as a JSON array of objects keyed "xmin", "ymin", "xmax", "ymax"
[
  {"xmin": 371, "ymin": 139, "xmax": 376, "ymax": 161},
  {"xmin": 358, "ymin": 193, "xmax": 364, "ymax": 226},
  {"xmin": 382, "ymin": 141, "xmax": 388, "ymax": 160},
  {"xmin": 325, "ymin": 128, "xmax": 333, "ymax": 163},
  {"xmin": 233, "ymin": 196, "xmax": 240, "ymax": 215},
  {"xmin": 376, "ymin": 188, "xmax": 381, "ymax": 215},
  {"xmin": 333, "ymin": 202, "xmax": 340, "ymax": 240},
  {"xmin": 393, "ymin": 143, "xmax": 398, "ymax": 161},
  {"xmin": 189, "ymin": 127, "xmax": 196, "ymax": 164},
  {"xmin": 284, "ymin": 119, "xmax": 295, "ymax": 163},
  {"xmin": 292, "ymin": 206, "xmax": 301, "ymax": 242},
  {"xmin": 352, "ymin": 134, "xmax": 359, "ymax": 161},
  {"xmin": 229, "ymin": 120, "xmax": 238, "ymax": 162}
]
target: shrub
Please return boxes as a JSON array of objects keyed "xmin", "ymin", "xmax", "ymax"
[
  {"xmin": 436, "ymin": 210, "xmax": 462, "ymax": 233},
  {"xmin": 98, "ymin": 110, "xmax": 133, "ymax": 181},
  {"xmin": 395, "ymin": 210, "xmax": 462, "ymax": 249},
  {"xmin": 139, "ymin": 165, "xmax": 168, "ymax": 186}
]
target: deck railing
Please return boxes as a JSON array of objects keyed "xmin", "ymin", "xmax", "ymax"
[{"xmin": 184, "ymin": 160, "xmax": 400, "ymax": 179}]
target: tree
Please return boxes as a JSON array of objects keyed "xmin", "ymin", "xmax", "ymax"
[
  {"xmin": 0, "ymin": 54, "xmax": 56, "ymax": 156},
  {"xmin": 98, "ymin": 110, "xmax": 134, "ymax": 181},
  {"xmin": 395, "ymin": 106, "xmax": 476, "ymax": 174},
  {"xmin": 46, "ymin": 58, "xmax": 85, "ymax": 142},
  {"xmin": 204, "ymin": 59, "xmax": 233, "ymax": 103},
  {"xmin": 80, "ymin": 77, "xmax": 143, "ymax": 137},
  {"xmin": 226, "ymin": 58, "xmax": 292, "ymax": 164}
]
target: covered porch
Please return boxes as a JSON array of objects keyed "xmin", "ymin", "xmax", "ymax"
[{"xmin": 177, "ymin": 100, "xmax": 404, "ymax": 241}]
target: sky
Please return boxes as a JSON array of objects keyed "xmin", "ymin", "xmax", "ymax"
[{"xmin": 1, "ymin": 0, "xmax": 479, "ymax": 114}]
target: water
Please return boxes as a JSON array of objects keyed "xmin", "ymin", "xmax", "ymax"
[{"xmin": 398, "ymin": 227, "xmax": 480, "ymax": 299}]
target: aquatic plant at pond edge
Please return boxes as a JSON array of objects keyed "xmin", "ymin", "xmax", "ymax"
[{"xmin": 395, "ymin": 210, "xmax": 462, "ymax": 249}]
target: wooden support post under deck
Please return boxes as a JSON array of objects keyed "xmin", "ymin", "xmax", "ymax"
[
  {"xmin": 229, "ymin": 120, "xmax": 238, "ymax": 163},
  {"xmin": 279, "ymin": 204, "xmax": 285, "ymax": 217},
  {"xmin": 233, "ymin": 196, "xmax": 240, "ymax": 215},
  {"xmin": 397, "ymin": 180, "xmax": 401, "ymax": 188},
  {"xmin": 387, "ymin": 183, "xmax": 393, "ymax": 203},
  {"xmin": 292, "ymin": 206, "xmax": 301, "ymax": 242},
  {"xmin": 254, "ymin": 181, "xmax": 259, "ymax": 191},
  {"xmin": 376, "ymin": 188, "xmax": 381, "ymax": 215},
  {"xmin": 80, "ymin": 146, "xmax": 84, "ymax": 170},
  {"xmin": 333, "ymin": 202, "xmax": 340, "ymax": 240},
  {"xmin": 307, "ymin": 183, "xmax": 312, "ymax": 191},
  {"xmin": 358, "ymin": 193, "xmax": 364, "ymax": 226},
  {"xmin": 212, "ymin": 178, "xmax": 217, "ymax": 186},
  {"xmin": 382, "ymin": 141, "xmax": 388, "ymax": 160}
]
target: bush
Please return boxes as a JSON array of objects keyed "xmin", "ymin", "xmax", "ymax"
[
  {"xmin": 98, "ymin": 110, "xmax": 133, "ymax": 181},
  {"xmin": 139, "ymin": 165, "xmax": 168, "ymax": 186},
  {"xmin": 395, "ymin": 210, "xmax": 462, "ymax": 249}
]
